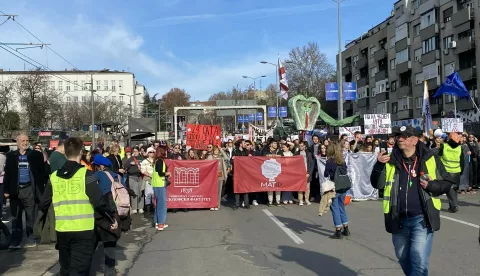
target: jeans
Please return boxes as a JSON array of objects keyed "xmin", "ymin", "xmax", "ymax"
[
  {"xmin": 392, "ymin": 215, "xmax": 433, "ymax": 276},
  {"xmin": 330, "ymin": 191, "xmax": 348, "ymax": 228},
  {"xmin": 57, "ymin": 230, "xmax": 95, "ymax": 276},
  {"xmin": 235, "ymin": 193, "xmax": 249, "ymax": 207},
  {"xmin": 11, "ymin": 184, "xmax": 36, "ymax": 245},
  {"xmin": 281, "ymin": 191, "xmax": 293, "ymax": 202},
  {"xmin": 153, "ymin": 186, "xmax": 167, "ymax": 225},
  {"xmin": 129, "ymin": 176, "xmax": 144, "ymax": 211}
]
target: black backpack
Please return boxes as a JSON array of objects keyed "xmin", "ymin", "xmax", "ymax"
[{"xmin": 334, "ymin": 165, "xmax": 352, "ymax": 193}]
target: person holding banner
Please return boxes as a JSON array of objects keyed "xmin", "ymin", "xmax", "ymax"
[
  {"xmin": 370, "ymin": 126, "xmax": 453, "ymax": 276},
  {"xmin": 295, "ymin": 141, "xmax": 314, "ymax": 206},
  {"xmin": 263, "ymin": 139, "xmax": 282, "ymax": 207},
  {"xmin": 207, "ymin": 146, "xmax": 228, "ymax": 210},
  {"xmin": 152, "ymin": 147, "xmax": 170, "ymax": 231}
]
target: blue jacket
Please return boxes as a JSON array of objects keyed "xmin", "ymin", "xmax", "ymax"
[{"xmin": 94, "ymin": 170, "xmax": 123, "ymax": 195}]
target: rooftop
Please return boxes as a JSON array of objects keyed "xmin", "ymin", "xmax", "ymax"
[{"xmin": 0, "ymin": 68, "xmax": 133, "ymax": 75}]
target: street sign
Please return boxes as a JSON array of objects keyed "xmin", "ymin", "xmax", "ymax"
[
  {"xmin": 238, "ymin": 115, "xmax": 244, "ymax": 123},
  {"xmin": 268, "ymin": 107, "xmax": 277, "ymax": 118},
  {"xmin": 248, "ymin": 114, "xmax": 255, "ymax": 122},
  {"xmin": 343, "ymin": 82, "xmax": 357, "ymax": 101},
  {"xmin": 326, "ymin": 82, "xmax": 339, "ymax": 101},
  {"xmin": 256, "ymin": 112, "xmax": 263, "ymax": 121},
  {"xmin": 279, "ymin": 106, "xmax": 288, "ymax": 118},
  {"xmin": 244, "ymin": 115, "xmax": 250, "ymax": 122}
]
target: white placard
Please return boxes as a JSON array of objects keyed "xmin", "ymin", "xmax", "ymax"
[
  {"xmin": 339, "ymin": 126, "xmax": 362, "ymax": 141},
  {"xmin": 291, "ymin": 135, "xmax": 300, "ymax": 141},
  {"xmin": 441, "ymin": 118, "xmax": 463, "ymax": 133},
  {"xmin": 363, "ymin": 114, "xmax": 392, "ymax": 135}
]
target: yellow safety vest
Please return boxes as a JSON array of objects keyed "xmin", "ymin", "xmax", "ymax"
[
  {"xmin": 50, "ymin": 167, "xmax": 95, "ymax": 232},
  {"xmin": 119, "ymin": 146, "xmax": 125, "ymax": 159},
  {"xmin": 152, "ymin": 160, "xmax": 167, "ymax": 188},
  {"xmin": 440, "ymin": 143, "xmax": 461, "ymax": 173},
  {"xmin": 383, "ymin": 156, "xmax": 442, "ymax": 214}
]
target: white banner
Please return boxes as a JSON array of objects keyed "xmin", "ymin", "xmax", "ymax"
[
  {"xmin": 339, "ymin": 126, "xmax": 362, "ymax": 141},
  {"xmin": 441, "ymin": 118, "xmax": 463, "ymax": 132},
  {"xmin": 364, "ymin": 114, "xmax": 392, "ymax": 135},
  {"xmin": 316, "ymin": 152, "xmax": 378, "ymax": 201}
]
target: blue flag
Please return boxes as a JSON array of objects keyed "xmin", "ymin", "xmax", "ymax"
[{"xmin": 432, "ymin": 72, "xmax": 470, "ymax": 99}]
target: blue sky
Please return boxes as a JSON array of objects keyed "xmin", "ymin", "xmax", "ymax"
[{"xmin": 1, "ymin": 0, "xmax": 396, "ymax": 101}]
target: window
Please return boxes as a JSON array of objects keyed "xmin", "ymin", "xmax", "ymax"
[
  {"xmin": 119, "ymin": 80, "xmax": 123, "ymax": 91},
  {"xmin": 49, "ymin": 81, "xmax": 55, "ymax": 89},
  {"xmin": 395, "ymin": 23, "xmax": 408, "ymax": 41},
  {"xmin": 396, "ymin": 49, "xmax": 409, "ymax": 64},
  {"xmin": 104, "ymin": 80, "xmax": 108, "ymax": 90},
  {"xmin": 420, "ymin": 9, "xmax": 436, "ymax": 30},
  {"xmin": 444, "ymin": 62, "xmax": 455, "ymax": 76},
  {"xmin": 423, "ymin": 63, "xmax": 438, "ymax": 80},
  {"xmin": 81, "ymin": 80, "xmax": 85, "ymax": 90},
  {"xmin": 390, "ymin": 59, "xmax": 396, "ymax": 70},
  {"xmin": 111, "ymin": 80, "xmax": 116, "ymax": 91},
  {"xmin": 358, "ymin": 87, "xmax": 368, "ymax": 99},
  {"xmin": 392, "ymin": 102, "xmax": 398, "ymax": 113},
  {"xmin": 445, "ymin": 95, "xmax": 454, "ymax": 103},
  {"xmin": 391, "ymin": 81, "xmax": 397, "ymax": 91},
  {"xmin": 355, "ymin": 74, "xmax": 360, "ymax": 80},
  {"xmin": 96, "ymin": 80, "xmax": 100, "ymax": 90},
  {"xmin": 415, "ymin": 72, "xmax": 424, "ymax": 85},
  {"xmin": 66, "ymin": 96, "xmax": 71, "ymax": 102},
  {"xmin": 370, "ymin": 46, "xmax": 377, "ymax": 57},
  {"xmin": 371, "ymin": 107, "xmax": 376, "ymax": 114},
  {"xmin": 422, "ymin": 36, "xmax": 438, "ymax": 54},
  {"xmin": 398, "ymin": 97, "xmax": 411, "ymax": 110},
  {"xmin": 443, "ymin": 7, "xmax": 453, "ymax": 23},
  {"xmin": 377, "ymin": 101, "xmax": 388, "ymax": 114},
  {"xmin": 73, "ymin": 96, "xmax": 78, "ymax": 102},
  {"xmin": 413, "ymin": 24, "xmax": 420, "ymax": 36},
  {"xmin": 444, "ymin": 35, "xmax": 453, "ymax": 49},
  {"xmin": 414, "ymin": 48, "xmax": 422, "ymax": 62},
  {"xmin": 415, "ymin": 97, "xmax": 423, "ymax": 109},
  {"xmin": 112, "ymin": 96, "xmax": 116, "ymax": 101},
  {"xmin": 371, "ymin": 67, "xmax": 378, "ymax": 76},
  {"xmin": 120, "ymin": 96, "xmax": 124, "ymax": 102},
  {"xmin": 458, "ymin": 29, "xmax": 474, "ymax": 40},
  {"xmin": 58, "ymin": 81, "xmax": 63, "ymax": 91},
  {"xmin": 81, "ymin": 96, "xmax": 86, "ymax": 102},
  {"xmin": 390, "ymin": 37, "xmax": 396, "ymax": 48},
  {"xmin": 66, "ymin": 83, "xmax": 71, "ymax": 91},
  {"xmin": 73, "ymin": 81, "xmax": 78, "ymax": 90},
  {"xmin": 371, "ymin": 87, "xmax": 377, "ymax": 97}
]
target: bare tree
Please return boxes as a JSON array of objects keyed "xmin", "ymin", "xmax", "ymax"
[{"xmin": 161, "ymin": 88, "xmax": 191, "ymax": 114}]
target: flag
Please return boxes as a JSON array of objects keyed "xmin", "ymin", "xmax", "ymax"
[
  {"xmin": 432, "ymin": 72, "xmax": 470, "ymax": 99},
  {"xmin": 278, "ymin": 58, "xmax": 289, "ymax": 100},
  {"xmin": 422, "ymin": 81, "xmax": 433, "ymax": 137}
]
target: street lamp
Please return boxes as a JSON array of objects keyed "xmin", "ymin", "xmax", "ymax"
[
  {"xmin": 120, "ymin": 92, "xmax": 142, "ymax": 117},
  {"xmin": 260, "ymin": 61, "xmax": 279, "ymax": 120},
  {"xmin": 333, "ymin": 0, "xmax": 345, "ymax": 120}
]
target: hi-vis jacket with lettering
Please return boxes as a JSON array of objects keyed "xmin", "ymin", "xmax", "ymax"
[{"xmin": 370, "ymin": 143, "xmax": 453, "ymax": 234}]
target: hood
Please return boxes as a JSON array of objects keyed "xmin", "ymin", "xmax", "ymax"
[
  {"xmin": 390, "ymin": 142, "xmax": 433, "ymax": 168},
  {"xmin": 447, "ymin": 139, "xmax": 460, "ymax": 149},
  {"xmin": 56, "ymin": 160, "xmax": 84, "ymax": 179}
]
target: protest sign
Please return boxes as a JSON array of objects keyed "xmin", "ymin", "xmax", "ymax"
[
  {"xmin": 186, "ymin": 124, "xmax": 221, "ymax": 150},
  {"xmin": 233, "ymin": 156, "xmax": 307, "ymax": 193},
  {"xmin": 166, "ymin": 160, "xmax": 219, "ymax": 209},
  {"xmin": 339, "ymin": 126, "xmax": 362, "ymax": 141},
  {"xmin": 441, "ymin": 118, "xmax": 463, "ymax": 133},
  {"xmin": 363, "ymin": 114, "xmax": 392, "ymax": 135}
]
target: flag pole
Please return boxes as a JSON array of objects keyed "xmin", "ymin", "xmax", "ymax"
[{"xmin": 454, "ymin": 96, "xmax": 457, "ymax": 118}]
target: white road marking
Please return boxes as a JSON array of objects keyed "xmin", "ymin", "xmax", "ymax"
[
  {"xmin": 440, "ymin": 215, "xmax": 480, "ymax": 229},
  {"xmin": 262, "ymin": 209, "xmax": 304, "ymax": 244}
]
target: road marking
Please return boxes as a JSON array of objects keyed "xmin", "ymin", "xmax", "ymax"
[
  {"xmin": 262, "ymin": 209, "xmax": 304, "ymax": 244},
  {"xmin": 440, "ymin": 215, "xmax": 479, "ymax": 229}
]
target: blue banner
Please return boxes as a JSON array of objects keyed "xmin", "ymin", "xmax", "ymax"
[
  {"xmin": 256, "ymin": 112, "xmax": 263, "ymax": 121},
  {"xmin": 248, "ymin": 114, "xmax": 255, "ymax": 122},
  {"xmin": 268, "ymin": 107, "xmax": 277, "ymax": 118},
  {"xmin": 279, "ymin": 106, "xmax": 288, "ymax": 118},
  {"xmin": 325, "ymin": 82, "xmax": 339, "ymax": 101},
  {"xmin": 343, "ymin": 82, "xmax": 357, "ymax": 101},
  {"xmin": 433, "ymin": 72, "xmax": 470, "ymax": 99},
  {"xmin": 243, "ymin": 115, "xmax": 250, "ymax": 122},
  {"xmin": 238, "ymin": 115, "xmax": 244, "ymax": 123}
]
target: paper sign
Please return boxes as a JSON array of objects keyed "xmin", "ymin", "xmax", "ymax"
[
  {"xmin": 186, "ymin": 124, "xmax": 221, "ymax": 150},
  {"xmin": 363, "ymin": 114, "xmax": 392, "ymax": 135},
  {"xmin": 339, "ymin": 126, "xmax": 362, "ymax": 141},
  {"xmin": 441, "ymin": 118, "xmax": 463, "ymax": 133}
]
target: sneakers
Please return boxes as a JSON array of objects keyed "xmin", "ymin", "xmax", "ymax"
[
  {"xmin": 156, "ymin": 224, "xmax": 169, "ymax": 231},
  {"xmin": 131, "ymin": 210, "xmax": 138, "ymax": 214},
  {"xmin": 299, "ymin": 201, "xmax": 304, "ymax": 206},
  {"xmin": 9, "ymin": 244, "xmax": 21, "ymax": 249},
  {"xmin": 305, "ymin": 200, "xmax": 312, "ymax": 205},
  {"xmin": 1, "ymin": 217, "xmax": 8, "ymax": 223},
  {"xmin": 276, "ymin": 202, "xmax": 282, "ymax": 207},
  {"xmin": 221, "ymin": 197, "xmax": 228, "ymax": 202},
  {"xmin": 139, "ymin": 209, "xmax": 144, "ymax": 214},
  {"xmin": 268, "ymin": 202, "xmax": 273, "ymax": 207},
  {"xmin": 329, "ymin": 229, "xmax": 343, "ymax": 239},
  {"xmin": 448, "ymin": 206, "xmax": 459, "ymax": 213},
  {"xmin": 283, "ymin": 201, "xmax": 288, "ymax": 205},
  {"xmin": 342, "ymin": 226, "xmax": 351, "ymax": 237},
  {"xmin": 252, "ymin": 200, "xmax": 259, "ymax": 206},
  {"xmin": 25, "ymin": 237, "xmax": 37, "ymax": 248},
  {"xmin": 210, "ymin": 208, "xmax": 215, "ymax": 211},
  {"xmin": 241, "ymin": 202, "xmax": 245, "ymax": 207},
  {"xmin": 288, "ymin": 200, "xmax": 293, "ymax": 204}
]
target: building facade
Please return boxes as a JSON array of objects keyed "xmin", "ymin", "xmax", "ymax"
[
  {"xmin": 340, "ymin": 0, "xmax": 480, "ymax": 126},
  {"xmin": 0, "ymin": 69, "xmax": 146, "ymax": 126}
]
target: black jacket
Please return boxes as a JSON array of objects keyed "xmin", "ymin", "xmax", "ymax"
[
  {"xmin": 370, "ymin": 143, "xmax": 453, "ymax": 233},
  {"xmin": 3, "ymin": 149, "xmax": 46, "ymax": 200},
  {"xmin": 107, "ymin": 154, "xmax": 123, "ymax": 175},
  {"xmin": 294, "ymin": 150, "xmax": 314, "ymax": 182}
]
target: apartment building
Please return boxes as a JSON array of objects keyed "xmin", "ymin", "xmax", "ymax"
[{"xmin": 339, "ymin": 0, "xmax": 480, "ymax": 126}]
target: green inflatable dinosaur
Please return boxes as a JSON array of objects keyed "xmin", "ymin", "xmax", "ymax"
[{"xmin": 288, "ymin": 95, "xmax": 359, "ymax": 131}]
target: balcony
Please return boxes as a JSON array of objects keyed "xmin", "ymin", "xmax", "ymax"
[
  {"xmin": 342, "ymin": 65, "xmax": 352, "ymax": 76},
  {"xmin": 427, "ymin": 77, "xmax": 440, "ymax": 91},
  {"xmin": 374, "ymin": 48, "xmax": 387, "ymax": 61},
  {"xmin": 357, "ymin": 77, "xmax": 369, "ymax": 87},
  {"xmin": 396, "ymin": 109, "xmax": 413, "ymax": 120},
  {"xmin": 396, "ymin": 61, "xmax": 411, "ymax": 75},
  {"xmin": 375, "ymin": 92, "xmax": 388, "ymax": 102},
  {"xmin": 375, "ymin": 70, "xmax": 388, "ymax": 82},
  {"xmin": 454, "ymin": 37, "xmax": 476, "ymax": 54},
  {"xmin": 357, "ymin": 58, "xmax": 368, "ymax": 69},
  {"xmin": 420, "ymin": 24, "xmax": 439, "ymax": 41},
  {"xmin": 421, "ymin": 50, "xmax": 440, "ymax": 65},
  {"xmin": 458, "ymin": 67, "xmax": 477, "ymax": 82},
  {"xmin": 430, "ymin": 103, "xmax": 440, "ymax": 115},
  {"xmin": 343, "ymin": 101, "xmax": 353, "ymax": 110},
  {"xmin": 456, "ymin": 98, "xmax": 474, "ymax": 111},
  {"xmin": 395, "ymin": 37, "xmax": 410, "ymax": 52},
  {"xmin": 358, "ymin": 97, "xmax": 369, "ymax": 107},
  {"xmin": 452, "ymin": 7, "xmax": 474, "ymax": 28},
  {"xmin": 397, "ymin": 85, "xmax": 412, "ymax": 98}
]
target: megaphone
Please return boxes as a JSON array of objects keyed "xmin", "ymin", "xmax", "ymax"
[{"xmin": 434, "ymin": 129, "xmax": 443, "ymax": 138}]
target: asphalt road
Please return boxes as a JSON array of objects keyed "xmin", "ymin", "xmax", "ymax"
[{"xmin": 127, "ymin": 194, "xmax": 480, "ymax": 276}]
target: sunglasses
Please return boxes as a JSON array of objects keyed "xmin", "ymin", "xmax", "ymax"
[{"xmin": 207, "ymin": 146, "xmax": 213, "ymax": 149}]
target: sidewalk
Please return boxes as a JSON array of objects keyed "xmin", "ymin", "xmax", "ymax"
[{"xmin": 0, "ymin": 212, "xmax": 156, "ymax": 276}]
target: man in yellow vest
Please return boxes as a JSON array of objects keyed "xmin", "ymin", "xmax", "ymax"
[
  {"xmin": 40, "ymin": 137, "xmax": 116, "ymax": 276},
  {"xmin": 370, "ymin": 126, "xmax": 453, "ymax": 276},
  {"xmin": 438, "ymin": 132, "xmax": 464, "ymax": 213}
]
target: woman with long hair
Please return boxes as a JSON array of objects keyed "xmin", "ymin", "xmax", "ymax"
[
  {"xmin": 152, "ymin": 146, "xmax": 170, "ymax": 231},
  {"xmin": 207, "ymin": 146, "xmax": 228, "ymax": 210},
  {"xmin": 281, "ymin": 143, "xmax": 294, "ymax": 204},
  {"xmin": 81, "ymin": 150, "xmax": 92, "ymax": 171},
  {"xmin": 185, "ymin": 148, "xmax": 198, "ymax": 160},
  {"xmin": 141, "ymin": 147, "xmax": 156, "ymax": 215},
  {"xmin": 324, "ymin": 141, "xmax": 350, "ymax": 239},
  {"xmin": 319, "ymin": 144, "xmax": 327, "ymax": 157}
]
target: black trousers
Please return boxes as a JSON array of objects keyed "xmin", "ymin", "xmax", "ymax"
[
  {"xmin": 10, "ymin": 184, "xmax": 36, "ymax": 245},
  {"xmin": 94, "ymin": 238, "xmax": 117, "ymax": 276},
  {"xmin": 57, "ymin": 230, "xmax": 95, "ymax": 276}
]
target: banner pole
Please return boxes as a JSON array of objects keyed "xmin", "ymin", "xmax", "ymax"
[
  {"xmin": 470, "ymin": 96, "xmax": 480, "ymax": 113},
  {"xmin": 454, "ymin": 95, "xmax": 457, "ymax": 118}
]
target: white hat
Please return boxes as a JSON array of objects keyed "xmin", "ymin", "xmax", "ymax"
[
  {"xmin": 147, "ymin": 147, "xmax": 155, "ymax": 153},
  {"xmin": 434, "ymin": 129, "xmax": 443, "ymax": 138}
]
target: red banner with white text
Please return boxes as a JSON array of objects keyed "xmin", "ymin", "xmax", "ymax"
[
  {"xmin": 233, "ymin": 156, "xmax": 307, "ymax": 193},
  {"xmin": 165, "ymin": 159, "xmax": 219, "ymax": 209}
]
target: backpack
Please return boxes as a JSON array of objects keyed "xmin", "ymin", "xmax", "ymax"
[
  {"xmin": 105, "ymin": 172, "xmax": 131, "ymax": 217},
  {"xmin": 334, "ymin": 165, "xmax": 352, "ymax": 193}
]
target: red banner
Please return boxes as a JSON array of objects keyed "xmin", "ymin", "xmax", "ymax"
[
  {"xmin": 49, "ymin": 140, "xmax": 59, "ymax": 149},
  {"xmin": 233, "ymin": 156, "xmax": 307, "ymax": 193},
  {"xmin": 165, "ymin": 159, "xmax": 219, "ymax": 209},
  {"xmin": 38, "ymin": 131, "xmax": 52, "ymax": 137},
  {"xmin": 186, "ymin": 124, "xmax": 221, "ymax": 150}
]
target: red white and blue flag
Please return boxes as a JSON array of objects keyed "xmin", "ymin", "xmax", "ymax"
[{"xmin": 278, "ymin": 58, "xmax": 289, "ymax": 100}]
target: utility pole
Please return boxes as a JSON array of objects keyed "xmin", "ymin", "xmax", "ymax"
[
  {"xmin": 86, "ymin": 75, "xmax": 96, "ymax": 149},
  {"xmin": 334, "ymin": 0, "xmax": 345, "ymax": 120}
]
